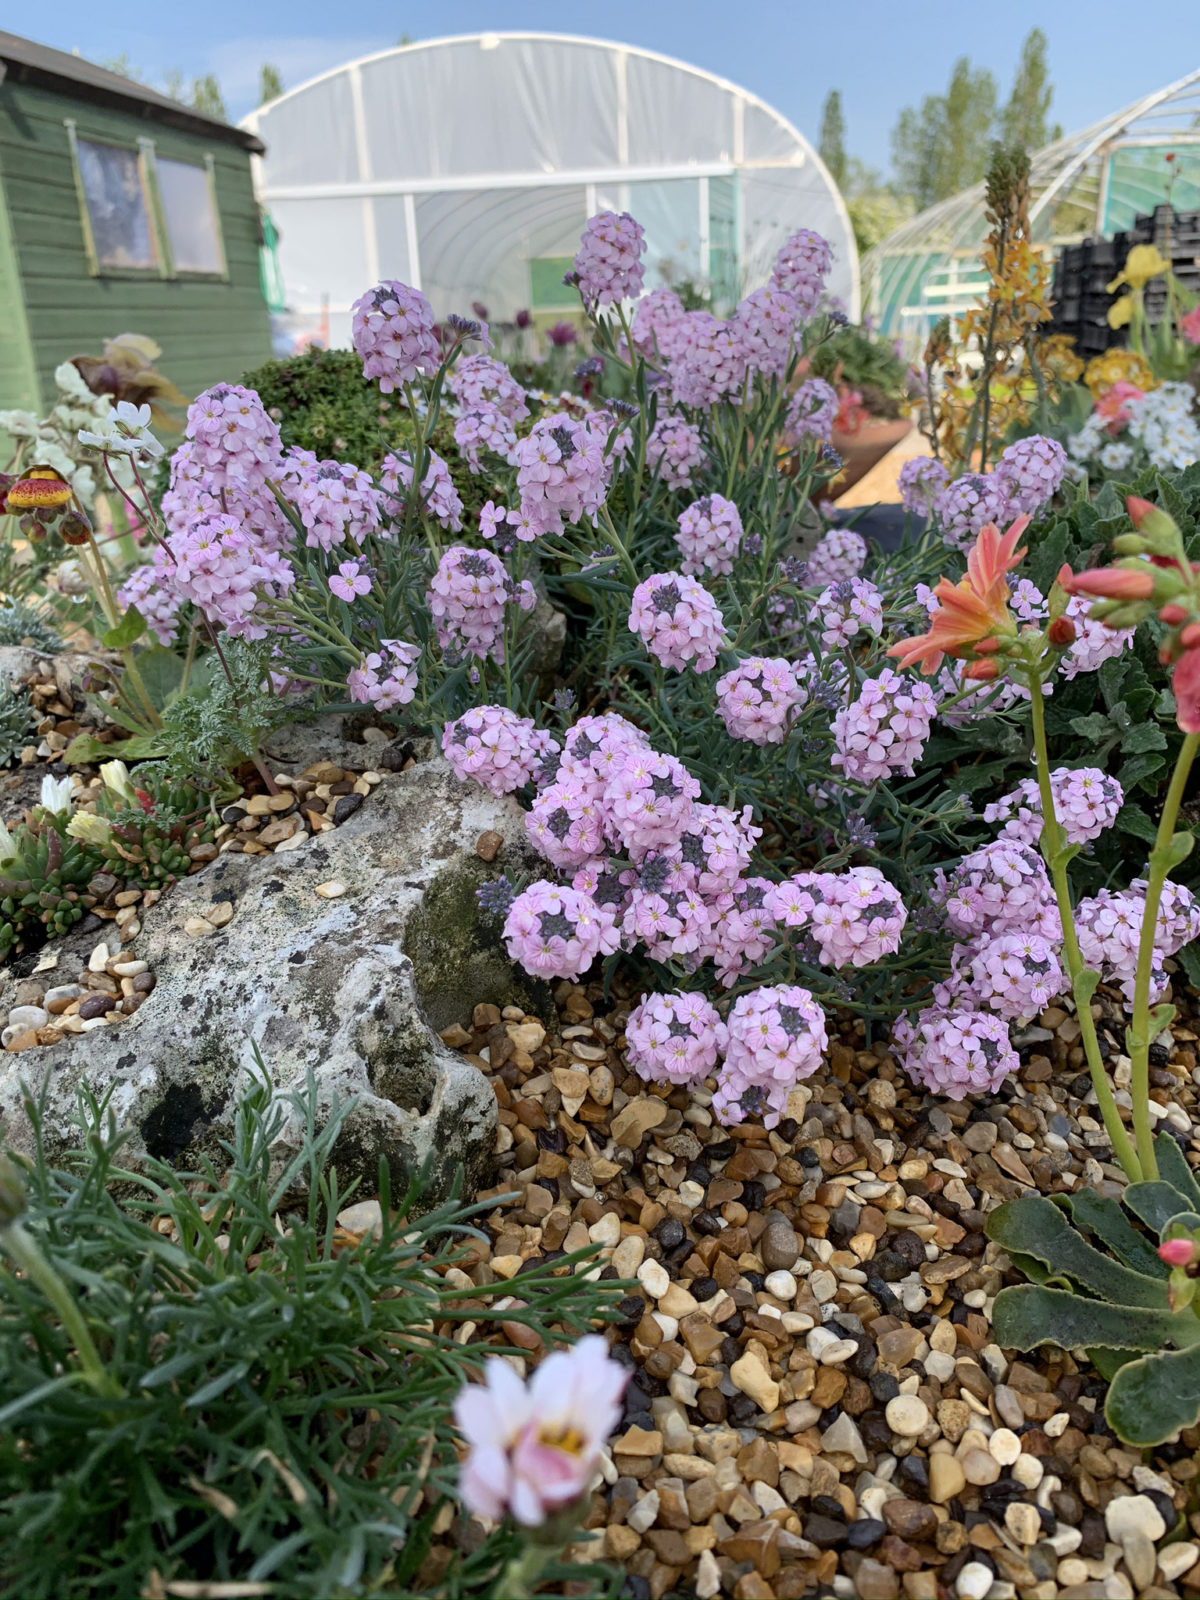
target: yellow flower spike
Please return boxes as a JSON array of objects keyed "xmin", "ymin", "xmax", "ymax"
[
  {"xmin": 1107, "ymin": 295, "xmax": 1134, "ymax": 330},
  {"xmin": 1107, "ymin": 243, "xmax": 1170, "ymax": 293}
]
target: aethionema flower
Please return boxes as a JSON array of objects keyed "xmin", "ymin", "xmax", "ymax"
[{"xmin": 887, "ymin": 516, "xmax": 1030, "ymax": 677}]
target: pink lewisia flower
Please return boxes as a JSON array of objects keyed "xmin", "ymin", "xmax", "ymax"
[
  {"xmin": 185, "ymin": 384, "xmax": 283, "ymax": 493},
  {"xmin": 630, "ymin": 287, "xmax": 690, "ymax": 363},
  {"xmin": 329, "ymin": 561, "xmax": 372, "ymax": 601},
  {"xmin": 715, "ymin": 656, "xmax": 804, "ymax": 744},
  {"xmin": 770, "ymin": 227, "xmax": 832, "ymax": 317},
  {"xmin": 713, "ymin": 984, "xmax": 827, "ymax": 1128},
  {"xmin": 805, "ymin": 527, "xmax": 866, "ymax": 587},
  {"xmin": 992, "ymin": 435, "xmax": 1067, "ymax": 517},
  {"xmin": 899, "ymin": 456, "xmax": 950, "ymax": 518},
  {"xmin": 283, "ymin": 450, "xmax": 381, "ymax": 551},
  {"xmin": 785, "ymin": 378, "xmax": 838, "ymax": 444},
  {"xmin": 346, "ymin": 639, "xmax": 419, "ymax": 712},
  {"xmin": 453, "ymin": 1335, "xmax": 627, "ymax": 1527},
  {"xmin": 831, "ymin": 668, "xmax": 937, "ymax": 783},
  {"xmin": 512, "ymin": 413, "xmax": 611, "ymax": 538},
  {"xmin": 380, "ymin": 448, "xmax": 464, "ymax": 532},
  {"xmin": 892, "ymin": 1008, "xmax": 1019, "ymax": 1100},
  {"xmin": 117, "ymin": 563, "xmax": 183, "ymax": 645},
  {"xmin": 1159, "ymin": 1237, "xmax": 1198, "ymax": 1267}
]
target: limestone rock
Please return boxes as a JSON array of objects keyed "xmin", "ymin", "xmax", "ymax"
[{"xmin": 0, "ymin": 756, "xmax": 542, "ymax": 1201}]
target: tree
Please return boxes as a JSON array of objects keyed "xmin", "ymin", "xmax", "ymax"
[
  {"xmin": 189, "ymin": 74, "xmax": 227, "ymax": 120},
  {"xmin": 259, "ymin": 64, "xmax": 284, "ymax": 105},
  {"xmin": 891, "ymin": 57, "xmax": 998, "ymax": 209},
  {"xmin": 818, "ymin": 90, "xmax": 847, "ymax": 189},
  {"xmin": 1002, "ymin": 28, "xmax": 1056, "ymax": 150}
]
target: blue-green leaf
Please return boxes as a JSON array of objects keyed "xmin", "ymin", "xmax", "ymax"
[
  {"xmin": 1154, "ymin": 1133, "xmax": 1200, "ymax": 1211},
  {"xmin": 993, "ymin": 1285, "xmax": 1194, "ymax": 1354},
  {"xmin": 1106, "ymin": 1343, "xmax": 1200, "ymax": 1445},
  {"xmin": 1124, "ymin": 1180, "xmax": 1197, "ymax": 1234},
  {"xmin": 987, "ymin": 1197, "xmax": 1168, "ymax": 1307},
  {"xmin": 1056, "ymin": 1190, "xmax": 1166, "ymax": 1278}
]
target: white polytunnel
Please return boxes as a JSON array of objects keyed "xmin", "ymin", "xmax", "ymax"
[{"xmin": 242, "ymin": 31, "xmax": 859, "ymax": 348}]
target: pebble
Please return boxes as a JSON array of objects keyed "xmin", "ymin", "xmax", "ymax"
[
  {"xmin": 315, "ymin": 881, "xmax": 346, "ymax": 898},
  {"xmin": 763, "ymin": 1269, "xmax": 796, "ymax": 1301},
  {"xmin": 955, "ymin": 1561, "xmax": 994, "ymax": 1600},
  {"xmin": 988, "ymin": 1427, "xmax": 1021, "ymax": 1465},
  {"xmin": 961, "ymin": 1448, "xmax": 1000, "ymax": 1487},
  {"xmin": 760, "ymin": 1214, "xmax": 800, "ymax": 1270},
  {"xmin": 821, "ymin": 1413, "xmax": 867, "ymax": 1465},
  {"xmin": 1105, "ymin": 1493, "xmax": 1166, "ymax": 1544},
  {"xmin": 929, "ymin": 1453, "xmax": 966, "ymax": 1504},
  {"xmin": 7, "ymin": 1004, "xmax": 47, "ymax": 1030},
  {"xmin": 884, "ymin": 1396, "xmax": 930, "ymax": 1438},
  {"xmin": 1122, "ymin": 1530, "xmax": 1157, "ymax": 1593},
  {"xmin": 637, "ymin": 1260, "xmax": 670, "ymax": 1299},
  {"xmin": 1011, "ymin": 1453, "xmax": 1044, "ymax": 1490},
  {"xmin": 1160, "ymin": 1543, "xmax": 1200, "ymax": 1582},
  {"xmin": 730, "ymin": 1350, "xmax": 779, "ymax": 1413},
  {"xmin": 807, "ymin": 1325, "xmax": 857, "ymax": 1364},
  {"xmin": 1005, "ymin": 1502, "xmax": 1041, "ymax": 1545}
]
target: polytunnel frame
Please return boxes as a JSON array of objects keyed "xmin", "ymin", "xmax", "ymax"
[
  {"xmin": 242, "ymin": 31, "xmax": 859, "ymax": 321},
  {"xmin": 863, "ymin": 63, "xmax": 1200, "ymax": 347}
]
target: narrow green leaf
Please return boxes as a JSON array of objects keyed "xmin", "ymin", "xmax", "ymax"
[
  {"xmin": 1074, "ymin": 968, "xmax": 1101, "ymax": 1007},
  {"xmin": 1124, "ymin": 1180, "xmax": 1198, "ymax": 1234},
  {"xmin": 987, "ymin": 1197, "xmax": 1167, "ymax": 1307},
  {"xmin": 1154, "ymin": 1132, "xmax": 1200, "ymax": 1211},
  {"xmin": 992, "ymin": 1285, "xmax": 1191, "ymax": 1354},
  {"xmin": 101, "ymin": 606, "xmax": 148, "ymax": 649},
  {"xmin": 186, "ymin": 1361, "xmax": 252, "ymax": 1407},
  {"xmin": 1056, "ymin": 1190, "xmax": 1166, "ymax": 1277},
  {"xmin": 1106, "ymin": 1344, "xmax": 1200, "ymax": 1445}
]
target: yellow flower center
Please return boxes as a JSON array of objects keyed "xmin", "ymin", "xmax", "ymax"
[{"xmin": 538, "ymin": 1424, "xmax": 587, "ymax": 1456}]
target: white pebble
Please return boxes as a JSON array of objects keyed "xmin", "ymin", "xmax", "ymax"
[
  {"xmin": 809, "ymin": 1268, "xmax": 837, "ymax": 1302},
  {"xmin": 956, "ymin": 1560, "xmax": 994, "ymax": 1600},
  {"xmin": 764, "ymin": 1270, "xmax": 797, "ymax": 1301},
  {"xmin": 988, "ymin": 1427, "xmax": 1022, "ymax": 1466},
  {"xmin": 923, "ymin": 1350, "xmax": 956, "ymax": 1382},
  {"xmin": 1160, "ymin": 1544, "xmax": 1200, "ymax": 1583},
  {"xmin": 886, "ymin": 1395, "xmax": 930, "ymax": 1438},
  {"xmin": 627, "ymin": 1490, "xmax": 658, "ymax": 1534},
  {"xmin": 314, "ymin": 880, "xmax": 346, "ymax": 898},
  {"xmin": 588, "ymin": 1212, "xmax": 620, "ymax": 1247},
  {"xmin": 1011, "ymin": 1452, "xmax": 1043, "ymax": 1490},
  {"xmin": 1044, "ymin": 1411, "xmax": 1070, "ymax": 1437},
  {"xmin": 7, "ymin": 1004, "xmax": 47, "ymax": 1030},
  {"xmin": 1105, "ymin": 1493, "xmax": 1166, "ymax": 1544},
  {"xmin": 637, "ymin": 1259, "xmax": 669, "ymax": 1299}
]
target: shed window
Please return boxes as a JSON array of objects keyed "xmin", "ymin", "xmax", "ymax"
[
  {"xmin": 74, "ymin": 138, "xmax": 158, "ymax": 270},
  {"xmin": 157, "ymin": 157, "xmax": 224, "ymax": 274}
]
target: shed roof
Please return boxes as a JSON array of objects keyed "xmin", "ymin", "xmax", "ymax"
[{"xmin": 0, "ymin": 30, "xmax": 265, "ymax": 153}]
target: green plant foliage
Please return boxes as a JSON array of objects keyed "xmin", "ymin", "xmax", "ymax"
[
  {"xmin": 0, "ymin": 807, "xmax": 97, "ymax": 959},
  {"xmin": 0, "ymin": 684, "xmax": 33, "ymax": 765},
  {"xmin": 807, "ymin": 323, "xmax": 912, "ymax": 415},
  {"xmin": 0, "ymin": 1074, "xmax": 622, "ymax": 1599},
  {"xmin": 240, "ymin": 347, "xmax": 414, "ymax": 475},
  {"xmin": 987, "ymin": 1135, "xmax": 1200, "ymax": 1446},
  {"xmin": 89, "ymin": 767, "xmax": 217, "ymax": 890},
  {"xmin": 0, "ymin": 599, "xmax": 62, "ymax": 653},
  {"xmin": 158, "ymin": 639, "xmax": 293, "ymax": 789}
]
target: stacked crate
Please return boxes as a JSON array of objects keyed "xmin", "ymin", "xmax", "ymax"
[{"xmin": 1050, "ymin": 206, "xmax": 1200, "ymax": 356}]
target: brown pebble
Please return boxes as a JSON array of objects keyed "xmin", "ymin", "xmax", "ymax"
[{"xmin": 475, "ymin": 830, "xmax": 503, "ymax": 862}]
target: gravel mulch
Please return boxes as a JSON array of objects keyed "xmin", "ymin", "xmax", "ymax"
[{"xmin": 425, "ymin": 935, "xmax": 1200, "ymax": 1600}]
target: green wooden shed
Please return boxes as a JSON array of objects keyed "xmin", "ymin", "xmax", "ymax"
[{"xmin": 0, "ymin": 30, "xmax": 272, "ymax": 418}]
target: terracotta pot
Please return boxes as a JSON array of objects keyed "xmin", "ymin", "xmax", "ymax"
[{"xmin": 828, "ymin": 417, "xmax": 913, "ymax": 498}]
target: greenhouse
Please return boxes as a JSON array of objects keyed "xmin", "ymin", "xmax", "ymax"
[
  {"xmin": 863, "ymin": 64, "xmax": 1200, "ymax": 349},
  {"xmin": 242, "ymin": 31, "xmax": 858, "ymax": 347}
]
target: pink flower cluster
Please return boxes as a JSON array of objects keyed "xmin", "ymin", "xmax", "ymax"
[
  {"xmin": 938, "ymin": 840, "xmax": 1061, "ymax": 942},
  {"xmin": 629, "ymin": 573, "xmax": 725, "ymax": 673},
  {"xmin": 814, "ymin": 577, "xmax": 883, "ymax": 649},
  {"xmin": 676, "ymin": 494, "xmax": 744, "ymax": 577},
  {"xmin": 428, "ymin": 545, "xmax": 534, "ymax": 663},
  {"xmin": 983, "ymin": 767, "xmax": 1124, "ymax": 848},
  {"xmin": 733, "ymin": 285, "xmax": 801, "ymax": 381},
  {"xmin": 380, "ymin": 449, "xmax": 464, "ymax": 531},
  {"xmin": 346, "ymin": 639, "xmax": 420, "ymax": 711},
  {"xmin": 713, "ymin": 985, "xmax": 827, "ymax": 1127},
  {"xmin": 934, "ymin": 472, "xmax": 1006, "ymax": 553},
  {"xmin": 1076, "ymin": 880, "xmax": 1200, "ymax": 1006},
  {"xmin": 513, "ymin": 414, "xmax": 610, "ymax": 537},
  {"xmin": 1060, "ymin": 595, "xmax": 1135, "ymax": 679},
  {"xmin": 965, "ymin": 933, "xmax": 1063, "ymax": 1020},
  {"xmin": 572, "ymin": 210, "xmax": 646, "ymax": 307},
  {"xmin": 283, "ymin": 451, "xmax": 381, "ymax": 550},
  {"xmin": 625, "ymin": 991, "xmax": 727, "ymax": 1087},
  {"xmin": 606, "ymin": 748, "xmax": 703, "ymax": 855},
  {"xmin": 442, "ymin": 705, "xmax": 560, "ymax": 795},
  {"xmin": 806, "ymin": 527, "xmax": 866, "ymax": 587},
  {"xmin": 117, "ymin": 562, "xmax": 184, "ymax": 646},
  {"xmin": 160, "ymin": 439, "xmax": 291, "ymax": 550},
  {"xmin": 993, "ymin": 435, "xmax": 1067, "ymax": 516},
  {"xmin": 160, "ymin": 514, "xmax": 294, "ymax": 639},
  {"xmin": 351, "ymin": 280, "xmax": 440, "ymax": 393},
  {"xmin": 185, "ymin": 384, "xmax": 283, "ymax": 493},
  {"xmin": 715, "ymin": 656, "xmax": 804, "ymax": 743},
  {"xmin": 898, "ymin": 456, "xmax": 950, "ymax": 517},
  {"xmin": 502, "ymin": 880, "xmax": 619, "ymax": 979},
  {"xmin": 831, "ymin": 667, "xmax": 937, "ymax": 783},
  {"xmin": 670, "ymin": 313, "xmax": 747, "ymax": 408},
  {"xmin": 630, "ymin": 288, "xmax": 690, "ymax": 363},
  {"xmin": 769, "ymin": 227, "xmax": 833, "ymax": 317},
  {"xmin": 785, "ymin": 378, "xmax": 838, "ymax": 444},
  {"xmin": 893, "ymin": 1009, "xmax": 1019, "ymax": 1100},
  {"xmin": 454, "ymin": 407, "xmax": 519, "ymax": 472},
  {"xmin": 447, "ymin": 354, "xmax": 529, "ymax": 422},
  {"xmin": 453, "ymin": 1335, "xmax": 626, "ymax": 1528},
  {"xmin": 646, "ymin": 415, "xmax": 705, "ymax": 490},
  {"xmin": 768, "ymin": 867, "xmax": 907, "ymax": 968}
]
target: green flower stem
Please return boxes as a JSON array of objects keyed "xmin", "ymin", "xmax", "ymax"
[
  {"xmin": 82, "ymin": 529, "xmax": 161, "ymax": 731},
  {"xmin": 1028, "ymin": 666, "xmax": 1143, "ymax": 1182},
  {"xmin": 1129, "ymin": 729, "xmax": 1200, "ymax": 1180},
  {"xmin": 0, "ymin": 1220, "xmax": 123, "ymax": 1400},
  {"xmin": 596, "ymin": 505, "xmax": 642, "ymax": 588}
]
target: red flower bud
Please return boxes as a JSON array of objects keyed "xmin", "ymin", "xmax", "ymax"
[
  {"xmin": 1160, "ymin": 603, "xmax": 1188, "ymax": 624},
  {"xmin": 1047, "ymin": 617, "xmax": 1077, "ymax": 646},
  {"xmin": 1183, "ymin": 624, "xmax": 1200, "ymax": 651},
  {"xmin": 1061, "ymin": 567, "xmax": 1155, "ymax": 600},
  {"xmin": 1159, "ymin": 1237, "xmax": 1197, "ymax": 1267},
  {"xmin": 962, "ymin": 659, "xmax": 1000, "ymax": 681},
  {"xmin": 1127, "ymin": 495, "xmax": 1158, "ymax": 528}
]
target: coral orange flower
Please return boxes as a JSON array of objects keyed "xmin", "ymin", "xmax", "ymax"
[{"xmin": 888, "ymin": 516, "xmax": 1030, "ymax": 676}]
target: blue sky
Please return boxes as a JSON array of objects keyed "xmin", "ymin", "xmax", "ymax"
[{"xmin": 29, "ymin": 1, "xmax": 1200, "ymax": 175}]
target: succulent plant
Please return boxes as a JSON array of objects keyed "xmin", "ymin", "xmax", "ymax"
[
  {"xmin": 0, "ymin": 809, "xmax": 97, "ymax": 958},
  {"xmin": 71, "ymin": 760, "xmax": 216, "ymax": 892},
  {"xmin": 0, "ymin": 598, "xmax": 62, "ymax": 653},
  {"xmin": 987, "ymin": 1131, "xmax": 1200, "ymax": 1446},
  {"xmin": 0, "ymin": 683, "xmax": 33, "ymax": 766}
]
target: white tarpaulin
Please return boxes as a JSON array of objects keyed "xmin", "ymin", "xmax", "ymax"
[{"xmin": 244, "ymin": 31, "xmax": 858, "ymax": 343}]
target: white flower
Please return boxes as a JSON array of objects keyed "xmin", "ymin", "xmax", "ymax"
[
  {"xmin": 53, "ymin": 360, "xmax": 93, "ymax": 401},
  {"xmin": 66, "ymin": 812, "xmax": 112, "ymax": 846},
  {"xmin": 78, "ymin": 399, "xmax": 163, "ymax": 462},
  {"xmin": 99, "ymin": 759, "xmax": 138, "ymax": 805},
  {"xmin": 0, "ymin": 409, "xmax": 38, "ymax": 438},
  {"xmin": 0, "ymin": 820, "xmax": 15, "ymax": 863},
  {"xmin": 39, "ymin": 775, "xmax": 74, "ymax": 814}
]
